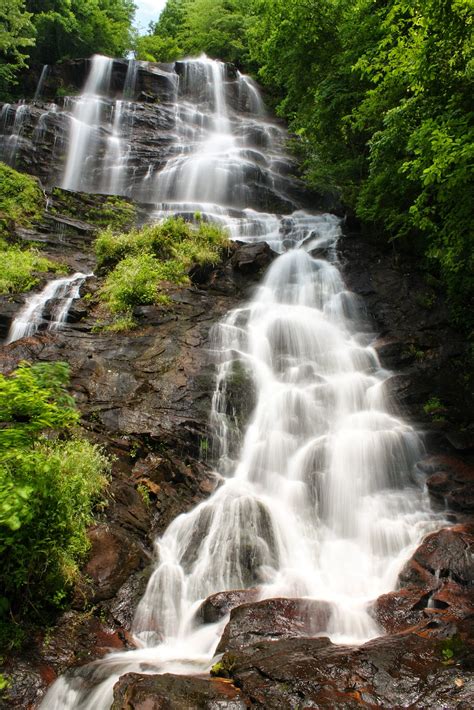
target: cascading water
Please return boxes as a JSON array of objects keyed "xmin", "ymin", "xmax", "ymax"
[
  {"xmin": 62, "ymin": 55, "xmax": 113, "ymax": 191},
  {"xmin": 40, "ymin": 57, "xmax": 445, "ymax": 709},
  {"xmin": 6, "ymin": 273, "xmax": 90, "ymax": 344}
]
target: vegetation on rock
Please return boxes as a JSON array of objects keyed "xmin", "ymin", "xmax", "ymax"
[
  {"xmin": 0, "ymin": 362, "xmax": 110, "ymax": 650},
  {"xmin": 0, "ymin": 163, "xmax": 66, "ymax": 293},
  {"xmin": 0, "ymin": 245, "xmax": 66, "ymax": 295},
  {"xmin": 50, "ymin": 187, "xmax": 137, "ymax": 232},
  {"xmin": 96, "ymin": 217, "xmax": 229, "ymax": 317},
  {"xmin": 0, "ymin": 161, "xmax": 44, "ymax": 234}
]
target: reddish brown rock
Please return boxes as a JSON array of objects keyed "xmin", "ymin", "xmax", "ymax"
[
  {"xmin": 216, "ymin": 597, "xmax": 332, "ymax": 653},
  {"xmin": 198, "ymin": 588, "xmax": 260, "ymax": 624},
  {"xmin": 398, "ymin": 525, "xmax": 474, "ymax": 589},
  {"xmin": 111, "ymin": 672, "xmax": 248, "ymax": 710},
  {"xmin": 371, "ymin": 587, "xmax": 427, "ymax": 634},
  {"xmin": 81, "ymin": 525, "xmax": 147, "ymax": 603},
  {"xmin": 420, "ymin": 456, "xmax": 474, "ymax": 515},
  {"xmin": 222, "ymin": 618, "xmax": 474, "ymax": 709}
]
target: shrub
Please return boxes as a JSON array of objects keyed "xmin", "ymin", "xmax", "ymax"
[
  {"xmin": 96, "ymin": 217, "xmax": 229, "ymax": 315},
  {"xmin": 95, "ymin": 217, "xmax": 229, "ymax": 270},
  {"xmin": 100, "ymin": 253, "xmax": 188, "ymax": 313},
  {"xmin": 0, "ymin": 363, "xmax": 110, "ymax": 649},
  {"xmin": 0, "ymin": 162, "xmax": 44, "ymax": 236},
  {"xmin": 0, "ymin": 246, "xmax": 66, "ymax": 295}
]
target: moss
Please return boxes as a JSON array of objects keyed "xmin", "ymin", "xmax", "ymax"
[
  {"xmin": 50, "ymin": 188, "xmax": 136, "ymax": 232},
  {"xmin": 210, "ymin": 654, "xmax": 237, "ymax": 679},
  {"xmin": 0, "ymin": 162, "xmax": 44, "ymax": 237}
]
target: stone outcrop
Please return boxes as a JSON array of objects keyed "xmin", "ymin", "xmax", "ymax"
[{"xmin": 111, "ymin": 673, "xmax": 248, "ymax": 710}]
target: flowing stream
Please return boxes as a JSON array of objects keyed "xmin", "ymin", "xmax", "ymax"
[
  {"xmin": 38, "ymin": 56, "xmax": 444, "ymax": 709},
  {"xmin": 6, "ymin": 273, "xmax": 90, "ymax": 344}
]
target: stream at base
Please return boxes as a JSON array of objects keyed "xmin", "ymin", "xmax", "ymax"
[{"xmin": 41, "ymin": 56, "xmax": 444, "ymax": 709}]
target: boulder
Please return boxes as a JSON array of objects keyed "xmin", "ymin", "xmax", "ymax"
[
  {"xmin": 111, "ymin": 672, "xmax": 247, "ymax": 710},
  {"xmin": 216, "ymin": 597, "xmax": 332, "ymax": 653},
  {"xmin": 398, "ymin": 524, "xmax": 474, "ymax": 589},
  {"xmin": 231, "ymin": 241, "xmax": 276, "ymax": 274},
  {"xmin": 198, "ymin": 588, "xmax": 259, "ymax": 624}
]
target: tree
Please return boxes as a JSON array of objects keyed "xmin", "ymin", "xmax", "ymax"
[
  {"xmin": 0, "ymin": 0, "xmax": 35, "ymax": 97},
  {"xmin": 24, "ymin": 0, "xmax": 137, "ymax": 64}
]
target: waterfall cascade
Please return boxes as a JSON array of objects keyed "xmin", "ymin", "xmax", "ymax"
[
  {"xmin": 6, "ymin": 273, "xmax": 90, "ymax": 344},
  {"xmin": 8, "ymin": 55, "xmax": 443, "ymax": 709}
]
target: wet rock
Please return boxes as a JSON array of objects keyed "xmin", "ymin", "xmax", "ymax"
[
  {"xmin": 80, "ymin": 525, "xmax": 147, "ymax": 603},
  {"xmin": 108, "ymin": 568, "xmax": 152, "ymax": 631},
  {"xmin": 231, "ymin": 241, "xmax": 276, "ymax": 274},
  {"xmin": 111, "ymin": 672, "xmax": 248, "ymax": 710},
  {"xmin": 418, "ymin": 455, "xmax": 474, "ymax": 515},
  {"xmin": 216, "ymin": 597, "xmax": 332, "ymax": 653},
  {"xmin": 223, "ymin": 621, "xmax": 474, "ymax": 709},
  {"xmin": 338, "ymin": 231, "xmax": 473, "ymax": 433},
  {"xmin": 198, "ymin": 589, "xmax": 259, "ymax": 624},
  {"xmin": 398, "ymin": 524, "xmax": 474, "ymax": 589},
  {"xmin": 371, "ymin": 587, "xmax": 428, "ymax": 634}
]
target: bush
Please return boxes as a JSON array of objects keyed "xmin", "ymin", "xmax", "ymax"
[
  {"xmin": 0, "ymin": 246, "xmax": 66, "ymax": 294},
  {"xmin": 96, "ymin": 217, "xmax": 229, "ymax": 315},
  {"xmin": 0, "ymin": 162, "xmax": 44, "ymax": 236},
  {"xmin": 0, "ymin": 362, "xmax": 110, "ymax": 649},
  {"xmin": 100, "ymin": 253, "xmax": 188, "ymax": 312}
]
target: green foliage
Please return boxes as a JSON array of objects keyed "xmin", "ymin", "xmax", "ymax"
[
  {"xmin": 96, "ymin": 217, "xmax": 229, "ymax": 314},
  {"xmin": 0, "ymin": 247, "xmax": 66, "ymax": 295},
  {"xmin": 423, "ymin": 396, "xmax": 447, "ymax": 422},
  {"xmin": 0, "ymin": 362, "xmax": 109, "ymax": 650},
  {"xmin": 0, "ymin": 0, "xmax": 35, "ymax": 98},
  {"xmin": 137, "ymin": 0, "xmax": 258, "ymax": 66},
  {"xmin": 1, "ymin": 1, "xmax": 137, "ymax": 95},
  {"xmin": 101, "ymin": 252, "xmax": 186, "ymax": 312},
  {"xmin": 135, "ymin": 34, "xmax": 183, "ymax": 63},
  {"xmin": 136, "ymin": 482, "xmax": 151, "ymax": 508},
  {"xmin": 0, "ymin": 161, "xmax": 44, "ymax": 235},
  {"xmin": 24, "ymin": 0, "xmax": 136, "ymax": 65},
  {"xmin": 101, "ymin": 312, "xmax": 137, "ymax": 332},
  {"xmin": 440, "ymin": 634, "xmax": 464, "ymax": 663},
  {"xmin": 210, "ymin": 653, "xmax": 237, "ymax": 678},
  {"xmin": 246, "ymin": 0, "xmax": 474, "ymax": 331}
]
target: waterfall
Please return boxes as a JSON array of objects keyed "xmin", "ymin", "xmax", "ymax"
[
  {"xmin": 6, "ymin": 273, "xmax": 90, "ymax": 344},
  {"xmin": 62, "ymin": 55, "xmax": 113, "ymax": 191},
  {"xmin": 34, "ymin": 65, "xmax": 49, "ymax": 102},
  {"xmin": 40, "ymin": 56, "xmax": 445, "ymax": 710}
]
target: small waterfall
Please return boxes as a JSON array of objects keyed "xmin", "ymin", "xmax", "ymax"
[
  {"xmin": 6, "ymin": 273, "xmax": 90, "ymax": 344},
  {"xmin": 0, "ymin": 102, "xmax": 29, "ymax": 166},
  {"xmin": 40, "ymin": 57, "xmax": 445, "ymax": 710},
  {"xmin": 62, "ymin": 55, "xmax": 113, "ymax": 191},
  {"xmin": 34, "ymin": 65, "xmax": 49, "ymax": 101}
]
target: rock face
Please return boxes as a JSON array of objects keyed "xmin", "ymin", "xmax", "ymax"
[
  {"xmin": 338, "ymin": 229, "xmax": 474, "ymax": 450},
  {"xmin": 111, "ymin": 673, "xmax": 247, "ymax": 710},
  {"xmin": 372, "ymin": 524, "xmax": 474, "ymax": 636},
  {"xmin": 217, "ymin": 625, "xmax": 474, "ymax": 709}
]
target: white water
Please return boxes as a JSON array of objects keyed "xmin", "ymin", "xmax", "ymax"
[
  {"xmin": 6, "ymin": 273, "xmax": 90, "ymax": 343},
  {"xmin": 62, "ymin": 55, "xmax": 113, "ymax": 191},
  {"xmin": 40, "ymin": 57, "xmax": 445, "ymax": 709}
]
